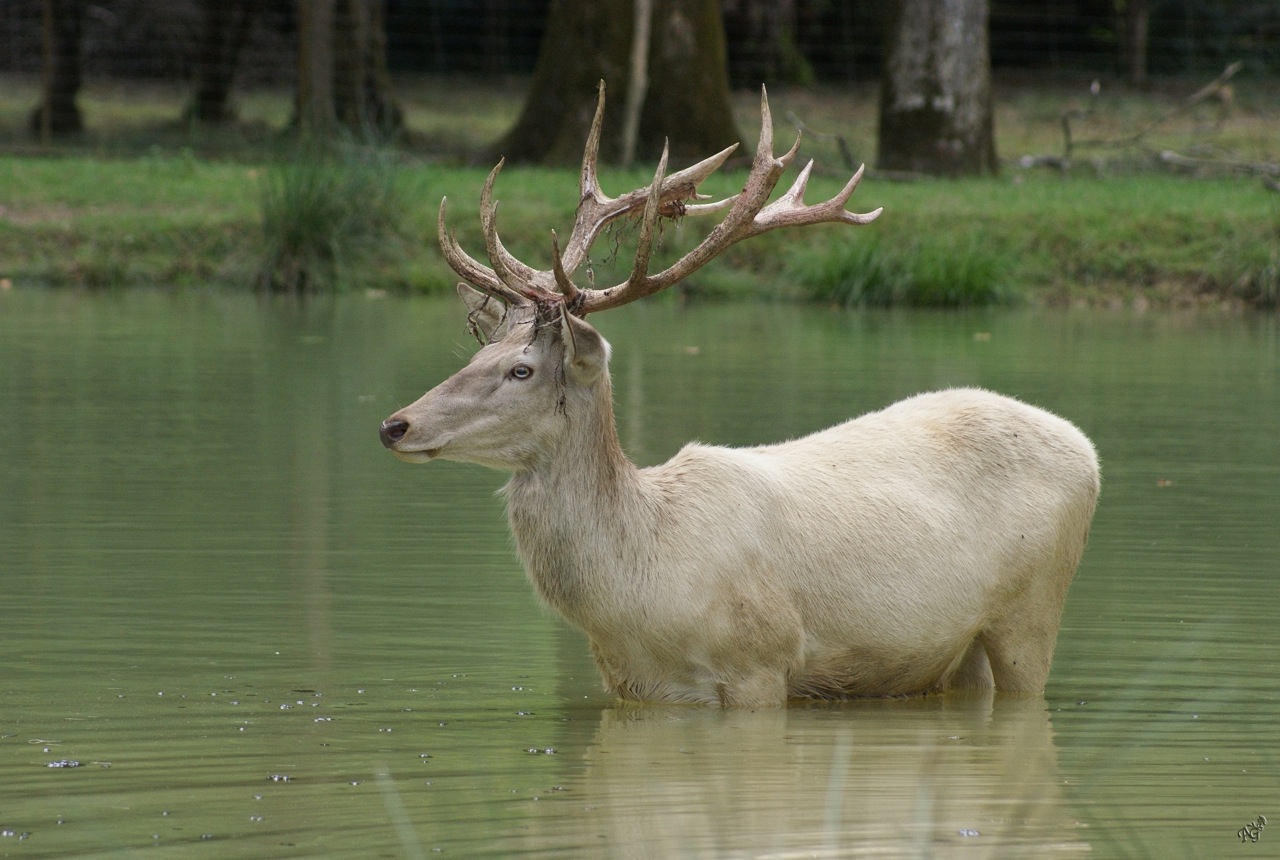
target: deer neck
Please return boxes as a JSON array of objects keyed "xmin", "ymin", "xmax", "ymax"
[{"xmin": 501, "ymin": 374, "xmax": 647, "ymax": 623}]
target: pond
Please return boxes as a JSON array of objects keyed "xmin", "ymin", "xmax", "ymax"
[{"xmin": 1, "ymin": 289, "xmax": 1277, "ymax": 858}]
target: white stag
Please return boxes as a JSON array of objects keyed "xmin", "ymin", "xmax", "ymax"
[{"xmin": 380, "ymin": 85, "xmax": 1100, "ymax": 707}]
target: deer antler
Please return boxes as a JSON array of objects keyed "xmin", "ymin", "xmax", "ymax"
[{"xmin": 438, "ymin": 81, "xmax": 881, "ymax": 317}]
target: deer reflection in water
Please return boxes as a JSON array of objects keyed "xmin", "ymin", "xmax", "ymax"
[{"xmin": 514, "ymin": 694, "xmax": 1090, "ymax": 857}]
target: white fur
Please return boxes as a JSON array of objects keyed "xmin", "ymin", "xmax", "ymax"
[{"xmin": 384, "ymin": 294, "xmax": 1100, "ymax": 707}]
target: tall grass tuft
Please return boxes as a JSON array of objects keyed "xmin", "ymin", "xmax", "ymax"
[
  {"xmin": 256, "ymin": 137, "xmax": 413, "ymax": 293},
  {"xmin": 1240, "ymin": 197, "xmax": 1280, "ymax": 309},
  {"xmin": 787, "ymin": 232, "xmax": 1014, "ymax": 308}
]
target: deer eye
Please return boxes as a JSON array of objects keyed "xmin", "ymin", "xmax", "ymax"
[{"xmin": 508, "ymin": 364, "xmax": 534, "ymax": 381}]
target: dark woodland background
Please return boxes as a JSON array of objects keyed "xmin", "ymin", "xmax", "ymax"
[{"xmin": 1, "ymin": 0, "xmax": 1275, "ymax": 87}]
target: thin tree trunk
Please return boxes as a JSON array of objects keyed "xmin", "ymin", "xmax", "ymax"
[
  {"xmin": 189, "ymin": 0, "xmax": 259, "ymax": 123},
  {"xmin": 621, "ymin": 0, "xmax": 653, "ymax": 166},
  {"xmin": 878, "ymin": 0, "xmax": 997, "ymax": 177},
  {"xmin": 333, "ymin": 0, "xmax": 370, "ymax": 128},
  {"xmin": 30, "ymin": 0, "xmax": 84, "ymax": 139},
  {"xmin": 330, "ymin": 0, "xmax": 404, "ymax": 135},
  {"xmin": 1123, "ymin": 0, "xmax": 1151, "ymax": 87},
  {"xmin": 296, "ymin": 0, "xmax": 337, "ymax": 137}
]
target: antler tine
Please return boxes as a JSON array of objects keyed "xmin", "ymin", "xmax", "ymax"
[
  {"xmin": 737, "ymin": 84, "xmax": 801, "ymax": 211},
  {"xmin": 627, "ymin": 139, "xmax": 671, "ymax": 290},
  {"xmin": 478, "ymin": 159, "xmax": 555, "ymax": 302},
  {"xmin": 550, "ymin": 230, "xmax": 580, "ymax": 307},
  {"xmin": 756, "ymin": 161, "xmax": 884, "ymax": 230},
  {"xmin": 438, "ymin": 197, "xmax": 524, "ymax": 303},
  {"xmin": 579, "ymin": 80, "xmax": 608, "ymax": 206}
]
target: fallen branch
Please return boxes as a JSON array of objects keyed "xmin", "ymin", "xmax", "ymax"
[
  {"xmin": 1127, "ymin": 60, "xmax": 1241, "ymax": 142},
  {"xmin": 1022, "ymin": 61, "xmax": 1245, "ymax": 172},
  {"xmin": 1157, "ymin": 149, "xmax": 1280, "ymax": 179}
]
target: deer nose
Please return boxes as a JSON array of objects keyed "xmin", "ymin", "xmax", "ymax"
[{"xmin": 379, "ymin": 418, "xmax": 409, "ymax": 448}]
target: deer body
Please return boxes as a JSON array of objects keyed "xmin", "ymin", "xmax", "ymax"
[
  {"xmin": 536, "ymin": 390, "xmax": 1096, "ymax": 706},
  {"xmin": 381, "ymin": 84, "xmax": 1099, "ymax": 707}
]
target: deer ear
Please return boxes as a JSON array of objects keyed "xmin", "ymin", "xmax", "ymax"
[
  {"xmin": 457, "ymin": 283, "xmax": 509, "ymax": 343},
  {"xmin": 559, "ymin": 311, "xmax": 610, "ymax": 384}
]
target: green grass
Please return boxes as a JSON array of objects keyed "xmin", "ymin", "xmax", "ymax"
[
  {"xmin": 1, "ymin": 154, "xmax": 1276, "ymax": 306},
  {"xmin": 255, "ymin": 138, "xmax": 419, "ymax": 292},
  {"xmin": 1, "ymin": 74, "xmax": 1277, "ymax": 306},
  {"xmin": 785, "ymin": 232, "xmax": 1012, "ymax": 308}
]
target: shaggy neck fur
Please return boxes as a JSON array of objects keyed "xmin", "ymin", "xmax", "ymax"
[{"xmin": 502, "ymin": 370, "xmax": 652, "ymax": 628}]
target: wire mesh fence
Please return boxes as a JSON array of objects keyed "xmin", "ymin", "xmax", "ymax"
[
  {"xmin": 1, "ymin": 2, "xmax": 1276, "ymax": 85},
  {"xmin": 0, "ymin": 0, "xmax": 1276, "ymax": 150}
]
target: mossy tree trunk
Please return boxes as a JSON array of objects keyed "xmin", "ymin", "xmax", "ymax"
[
  {"xmin": 877, "ymin": 0, "xmax": 997, "ymax": 177},
  {"xmin": 30, "ymin": 0, "xmax": 84, "ymax": 139},
  {"xmin": 1121, "ymin": 0, "xmax": 1151, "ymax": 87},
  {"xmin": 333, "ymin": 0, "xmax": 403, "ymax": 134},
  {"xmin": 490, "ymin": 0, "xmax": 739, "ymax": 166},
  {"xmin": 722, "ymin": 0, "xmax": 812, "ymax": 87},
  {"xmin": 296, "ymin": 0, "xmax": 337, "ymax": 137},
  {"xmin": 295, "ymin": 0, "xmax": 403, "ymax": 139}
]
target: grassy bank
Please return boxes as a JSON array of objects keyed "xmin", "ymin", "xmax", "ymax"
[
  {"xmin": 2, "ymin": 153, "xmax": 1275, "ymax": 307},
  {"xmin": 1, "ymin": 76, "xmax": 1277, "ymax": 307}
]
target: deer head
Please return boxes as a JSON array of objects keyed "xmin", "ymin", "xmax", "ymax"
[{"xmin": 379, "ymin": 82, "xmax": 881, "ymax": 471}]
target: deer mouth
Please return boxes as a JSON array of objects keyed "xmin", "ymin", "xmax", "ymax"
[{"xmin": 392, "ymin": 448, "xmax": 441, "ymax": 464}]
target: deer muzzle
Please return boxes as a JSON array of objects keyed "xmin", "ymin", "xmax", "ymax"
[
  {"xmin": 379, "ymin": 418, "xmax": 409, "ymax": 448},
  {"xmin": 380, "ymin": 416, "xmax": 443, "ymax": 462}
]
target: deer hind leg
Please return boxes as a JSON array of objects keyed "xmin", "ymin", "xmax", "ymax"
[
  {"xmin": 945, "ymin": 637, "xmax": 994, "ymax": 691},
  {"xmin": 978, "ymin": 590, "xmax": 1068, "ymax": 693},
  {"xmin": 979, "ymin": 625, "xmax": 1058, "ymax": 692},
  {"xmin": 980, "ymin": 542, "xmax": 1083, "ymax": 693}
]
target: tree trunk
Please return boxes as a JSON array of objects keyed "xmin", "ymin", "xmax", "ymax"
[
  {"xmin": 189, "ymin": 0, "xmax": 260, "ymax": 123},
  {"xmin": 1121, "ymin": 0, "xmax": 1151, "ymax": 87},
  {"xmin": 334, "ymin": 0, "xmax": 404, "ymax": 134},
  {"xmin": 878, "ymin": 0, "xmax": 997, "ymax": 177},
  {"xmin": 30, "ymin": 0, "xmax": 84, "ymax": 138},
  {"xmin": 638, "ymin": 0, "xmax": 739, "ymax": 161},
  {"xmin": 722, "ymin": 0, "xmax": 811, "ymax": 87},
  {"xmin": 490, "ymin": 0, "xmax": 739, "ymax": 166},
  {"xmin": 297, "ymin": 0, "xmax": 403, "ymax": 138},
  {"xmin": 620, "ymin": 0, "xmax": 654, "ymax": 166},
  {"xmin": 296, "ymin": 0, "xmax": 337, "ymax": 137}
]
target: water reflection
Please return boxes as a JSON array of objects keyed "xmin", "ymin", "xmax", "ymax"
[{"xmin": 514, "ymin": 695, "xmax": 1088, "ymax": 859}]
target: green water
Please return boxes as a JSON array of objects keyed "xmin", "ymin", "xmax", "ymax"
[{"xmin": 1, "ymin": 290, "xmax": 1277, "ymax": 858}]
